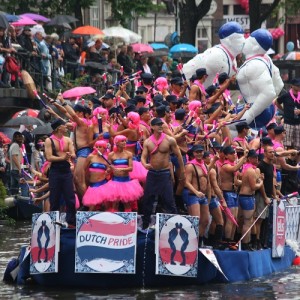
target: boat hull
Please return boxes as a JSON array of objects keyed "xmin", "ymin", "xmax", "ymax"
[{"xmin": 16, "ymin": 228, "xmax": 295, "ymax": 288}]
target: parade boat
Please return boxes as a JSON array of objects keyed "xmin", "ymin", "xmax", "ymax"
[{"xmin": 4, "ymin": 198, "xmax": 300, "ymax": 289}]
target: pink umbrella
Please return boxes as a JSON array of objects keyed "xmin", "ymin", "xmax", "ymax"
[
  {"xmin": 20, "ymin": 13, "xmax": 50, "ymax": 23},
  {"xmin": 62, "ymin": 86, "xmax": 96, "ymax": 99},
  {"xmin": 12, "ymin": 16, "xmax": 37, "ymax": 27},
  {"xmin": 131, "ymin": 43, "xmax": 154, "ymax": 53}
]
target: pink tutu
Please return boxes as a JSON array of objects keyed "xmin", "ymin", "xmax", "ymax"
[
  {"xmin": 105, "ymin": 176, "xmax": 144, "ymax": 203},
  {"xmin": 82, "ymin": 179, "xmax": 110, "ymax": 207},
  {"xmin": 130, "ymin": 160, "xmax": 148, "ymax": 183}
]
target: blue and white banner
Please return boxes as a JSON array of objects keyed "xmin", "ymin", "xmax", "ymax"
[
  {"xmin": 75, "ymin": 212, "xmax": 137, "ymax": 274},
  {"xmin": 30, "ymin": 211, "xmax": 60, "ymax": 274},
  {"xmin": 155, "ymin": 213, "xmax": 199, "ymax": 277}
]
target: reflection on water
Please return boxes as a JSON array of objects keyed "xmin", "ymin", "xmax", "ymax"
[{"xmin": 1, "ymin": 221, "xmax": 300, "ymax": 299}]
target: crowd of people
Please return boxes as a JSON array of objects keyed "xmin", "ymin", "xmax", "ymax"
[{"xmin": 0, "ymin": 22, "xmax": 300, "ymax": 252}]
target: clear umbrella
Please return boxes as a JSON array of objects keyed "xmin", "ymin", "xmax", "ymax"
[{"xmin": 103, "ymin": 26, "xmax": 141, "ymax": 44}]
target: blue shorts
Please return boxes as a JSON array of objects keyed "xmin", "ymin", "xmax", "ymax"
[
  {"xmin": 76, "ymin": 147, "xmax": 92, "ymax": 158},
  {"xmin": 209, "ymin": 196, "xmax": 220, "ymax": 210},
  {"xmin": 223, "ymin": 191, "xmax": 238, "ymax": 208},
  {"xmin": 185, "ymin": 194, "xmax": 208, "ymax": 207},
  {"xmin": 239, "ymin": 194, "xmax": 255, "ymax": 210}
]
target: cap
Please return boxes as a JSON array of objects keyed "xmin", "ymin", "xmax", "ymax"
[
  {"xmin": 212, "ymin": 141, "xmax": 222, "ymax": 149},
  {"xmin": 153, "ymin": 94, "xmax": 164, "ymax": 103},
  {"xmin": 133, "ymin": 95, "xmax": 146, "ymax": 103},
  {"xmin": 73, "ymin": 104, "xmax": 86, "ymax": 113},
  {"xmin": 175, "ymin": 108, "xmax": 186, "ymax": 120},
  {"xmin": 261, "ymin": 137, "xmax": 274, "ymax": 145},
  {"xmin": 138, "ymin": 107, "xmax": 149, "ymax": 115},
  {"xmin": 102, "ymin": 93, "xmax": 114, "ymax": 99},
  {"xmin": 196, "ymin": 68, "xmax": 207, "ymax": 78},
  {"xmin": 205, "ymin": 85, "xmax": 217, "ymax": 97},
  {"xmin": 23, "ymin": 26, "xmax": 31, "ymax": 31},
  {"xmin": 274, "ymin": 125, "xmax": 286, "ymax": 135},
  {"xmin": 151, "ymin": 117, "xmax": 163, "ymax": 126},
  {"xmin": 218, "ymin": 21, "xmax": 244, "ymax": 39},
  {"xmin": 51, "ymin": 118, "xmax": 66, "ymax": 131},
  {"xmin": 203, "ymin": 151, "xmax": 210, "ymax": 158},
  {"xmin": 290, "ymin": 78, "xmax": 300, "ymax": 87},
  {"xmin": 178, "ymin": 97, "xmax": 189, "ymax": 105},
  {"xmin": 223, "ymin": 146, "xmax": 236, "ymax": 155},
  {"xmin": 266, "ymin": 122, "xmax": 277, "ymax": 130},
  {"xmin": 124, "ymin": 104, "xmax": 136, "ymax": 114},
  {"xmin": 236, "ymin": 121, "xmax": 250, "ymax": 131},
  {"xmin": 250, "ymin": 29, "xmax": 273, "ymax": 51},
  {"xmin": 141, "ymin": 73, "xmax": 153, "ymax": 80},
  {"xmin": 247, "ymin": 149, "xmax": 258, "ymax": 158},
  {"xmin": 218, "ymin": 72, "xmax": 229, "ymax": 84},
  {"xmin": 191, "ymin": 144, "xmax": 204, "ymax": 152},
  {"xmin": 136, "ymin": 86, "xmax": 148, "ymax": 93},
  {"xmin": 166, "ymin": 95, "xmax": 178, "ymax": 103},
  {"xmin": 170, "ymin": 77, "xmax": 183, "ymax": 85}
]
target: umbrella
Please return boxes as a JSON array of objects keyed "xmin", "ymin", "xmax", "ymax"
[
  {"xmin": 5, "ymin": 116, "xmax": 44, "ymax": 127},
  {"xmin": 73, "ymin": 25, "xmax": 104, "ymax": 36},
  {"xmin": 20, "ymin": 13, "xmax": 50, "ymax": 23},
  {"xmin": 13, "ymin": 109, "xmax": 40, "ymax": 118},
  {"xmin": 11, "ymin": 16, "xmax": 37, "ymax": 27},
  {"xmin": 103, "ymin": 26, "xmax": 141, "ymax": 44},
  {"xmin": 0, "ymin": 132, "xmax": 11, "ymax": 144},
  {"xmin": 62, "ymin": 86, "xmax": 96, "ymax": 99},
  {"xmin": 47, "ymin": 14, "xmax": 78, "ymax": 26},
  {"xmin": 131, "ymin": 43, "xmax": 153, "ymax": 54},
  {"xmin": 32, "ymin": 123, "xmax": 53, "ymax": 135},
  {"xmin": 3, "ymin": 13, "xmax": 19, "ymax": 22},
  {"xmin": 281, "ymin": 51, "xmax": 300, "ymax": 60},
  {"xmin": 150, "ymin": 43, "xmax": 168, "ymax": 50},
  {"xmin": 0, "ymin": 12, "xmax": 9, "ymax": 29},
  {"xmin": 169, "ymin": 43, "xmax": 198, "ymax": 58}
]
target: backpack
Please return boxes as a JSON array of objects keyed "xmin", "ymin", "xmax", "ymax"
[{"xmin": 5, "ymin": 56, "xmax": 20, "ymax": 74}]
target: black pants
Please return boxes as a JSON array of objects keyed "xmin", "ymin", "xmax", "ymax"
[
  {"xmin": 142, "ymin": 169, "xmax": 177, "ymax": 227},
  {"xmin": 48, "ymin": 166, "xmax": 76, "ymax": 225}
]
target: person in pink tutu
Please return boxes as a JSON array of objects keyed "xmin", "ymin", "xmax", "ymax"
[
  {"xmin": 88, "ymin": 107, "xmax": 112, "ymax": 148},
  {"xmin": 108, "ymin": 111, "xmax": 148, "ymax": 184},
  {"xmin": 105, "ymin": 135, "xmax": 144, "ymax": 212},
  {"xmin": 82, "ymin": 140, "xmax": 111, "ymax": 211}
]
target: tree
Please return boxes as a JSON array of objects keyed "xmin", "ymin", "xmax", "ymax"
[
  {"xmin": 178, "ymin": 0, "xmax": 212, "ymax": 45},
  {"xmin": 107, "ymin": 0, "xmax": 163, "ymax": 28},
  {"xmin": 0, "ymin": 0, "xmax": 94, "ymax": 25}
]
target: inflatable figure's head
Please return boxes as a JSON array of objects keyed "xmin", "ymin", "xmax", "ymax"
[
  {"xmin": 219, "ymin": 22, "xmax": 245, "ymax": 54},
  {"xmin": 243, "ymin": 29, "xmax": 273, "ymax": 57},
  {"xmin": 219, "ymin": 21, "xmax": 244, "ymax": 39}
]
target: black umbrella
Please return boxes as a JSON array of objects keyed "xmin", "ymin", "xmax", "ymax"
[
  {"xmin": 47, "ymin": 15, "xmax": 78, "ymax": 26},
  {"xmin": 4, "ymin": 116, "xmax": 45, "ymax": 127},
  {"xmin": 32, "ymin": 123, "xmax": 53, "ymax": 135},
  {"xmin": 0, "ymin": 12, "xmax": 9, "ymax": 29}
]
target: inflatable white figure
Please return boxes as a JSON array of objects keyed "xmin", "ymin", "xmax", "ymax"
[
  {"xmin": 182, "ymin": 21, "xmax": 245, "ymax": 88},
  {"xmin": 236, "ymin": 29, "xmax": 284, "ymax": 128}
]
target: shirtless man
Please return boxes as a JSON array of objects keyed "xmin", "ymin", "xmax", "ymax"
[
  {"xmin": 185, "ymin": 144, "xmax": 211, "ymax": 246},
  {"xmin": 238, "ymin": 150, "xmax": 264, "ymax": 250},
  {"xmin": 189, "ymin": 68, "xmax": 207, "ymax": 102},
  {"xmin": 219, "ymin": 146, "xmax": 248, "ymax": 242},
  {"xmin": 44, "ymin": 119, "xmax": 76, "ymax": 226},
  {"xmin": 57, "ymin": 95, "xmax": 91, "ymax": 202},
  {"xmin": 141, "ymin": 117, "xmax": 185, "ymax": 229}
]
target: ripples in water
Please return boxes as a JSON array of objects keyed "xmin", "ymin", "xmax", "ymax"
[{"xmin": 1, "ymin": 221, "xmax": 300, "ymax": 299}]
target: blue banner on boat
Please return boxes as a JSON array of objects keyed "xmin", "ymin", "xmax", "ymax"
[
  {"xmin": 75, "ymin": 211, "xmax": 137, "ymax": 274},
  {"xmin": 155, "ymin": 214, "xmax": 199, "ymax": 277},
  {"xmin": 30, "ymin": 211, "xmax": 60, "ymax": 274}
]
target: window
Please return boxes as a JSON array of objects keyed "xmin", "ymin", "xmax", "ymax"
[
  {"xmin": 90, "ymin": 5, "xmax": 100, "ymax": 28},
  {"xmin": 196, "ymin": 19, "xmax": 212, "ymax": 52}
]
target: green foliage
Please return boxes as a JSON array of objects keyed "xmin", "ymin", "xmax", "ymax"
[
  {"xmin": 273, "ymin": 0, "xmax": 300, "ymax": 22},
  {"xmin": 0, "ymin": 0, "xmax": 94, "ymax": 16},
  {"xmin": 0, "ymin": 180, "xmax": 15, "ymax": 225},
  {"xmin": 107, "ymin": 0, "xmax": 164, "ymax": 28}
]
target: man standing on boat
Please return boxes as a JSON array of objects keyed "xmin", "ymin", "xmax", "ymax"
[
  {"xmin": 44, "ymin": 119, "xmax": 76, "ymax": 227},
  {"xmin": 141, "ymin": 117, "xmax": 185, "ymax": 229}
]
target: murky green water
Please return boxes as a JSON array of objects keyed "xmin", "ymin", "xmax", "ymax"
[{"xmin": 1, "ymin": 221, "xmax": 300, "ymax": 299}]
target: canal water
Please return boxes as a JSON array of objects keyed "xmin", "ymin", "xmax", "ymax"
[{"xmin": 1, "ymin": 221, "xmax": 300, "ymax": 299}]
